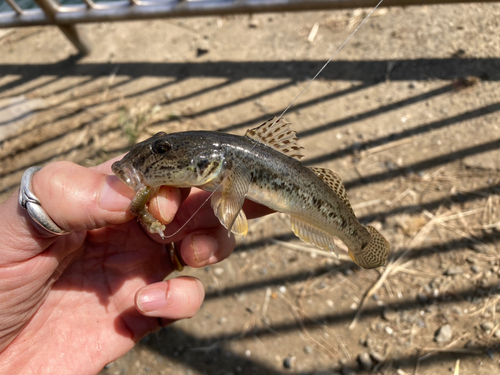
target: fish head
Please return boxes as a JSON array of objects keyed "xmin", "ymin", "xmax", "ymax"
[{"xmin": 112, "ymin": 131, "xmax": 224, "ymax": 191}]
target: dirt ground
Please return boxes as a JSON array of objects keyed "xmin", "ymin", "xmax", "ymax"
[{"xmin": 1, "ymin": 2, "xmax": 500, "ymax": 374}]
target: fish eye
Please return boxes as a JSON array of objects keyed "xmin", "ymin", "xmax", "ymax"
[{"xmin": 152, "ymin": 139, "xmax": 171, "ymax": 154}]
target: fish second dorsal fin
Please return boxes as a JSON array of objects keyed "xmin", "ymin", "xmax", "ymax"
[
  {"xmin": 309, "ymin": 167, "xmax": 355, "ymax": 215},
  {"xmin": 245, "ymin": 117, "xmax": 304, "ymax": 160}
]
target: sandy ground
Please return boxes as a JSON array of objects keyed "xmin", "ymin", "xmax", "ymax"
[{"xmin": 1, "ymin": 3, "xmax": 500, "ymax": 374}]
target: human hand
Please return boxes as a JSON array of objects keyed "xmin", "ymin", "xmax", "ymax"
[{"xmin": 0, "ymin": 159, "xmax": 270, "ymax": 375}]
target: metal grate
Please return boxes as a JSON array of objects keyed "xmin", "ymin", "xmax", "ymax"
[{"xmin": 1, "ymin": 0, "xmax": 499, "ymax": 55}]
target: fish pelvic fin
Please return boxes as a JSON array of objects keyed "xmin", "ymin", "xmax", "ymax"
[
  {"xmin": 349, "ymin": 226, "xmax": 390, "ymax": 269},
  {"xmin": 290, "ymin": 216, "xmax": 339, "ymax": 257},
  {"xmin": 210, "ymin": 163, "xmax": 250, "ymax": 237},
  {"xmin": 245, "ymin": 117, "xmax": 304, "ymax": 160},
  {"xmin": 309, "ymin": 167, "xmax": 354, "ymax": 215}
]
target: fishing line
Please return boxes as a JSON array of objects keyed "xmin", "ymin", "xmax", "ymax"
[
  {"xmin": 158, "ymin": 0, "xmax": 384, "ymax": 240},
  {"xmin": 275, "ymin": 0, "xmax": 385, "ymax": 123}
]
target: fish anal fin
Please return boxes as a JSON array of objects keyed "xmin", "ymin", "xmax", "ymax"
[
  {"xmin": 210, "ymin": 164, "xmax": 250, "ymax": 236},
  {"xmin": 245, "ymin": 117, "xmax": 304, "ymax": 160},
  {"xmin": 309, "ymin": 167, "xmax": 354, "ymax": 215},
  {"xmin": 289, "ymin": 216, "xmax": 339, "ymax": 257}
]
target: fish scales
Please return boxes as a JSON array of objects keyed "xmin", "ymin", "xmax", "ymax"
[
  {"xmin": 112, "ymin": 118, "xmax": 390, "ymax": 269},
  {"xmin": 224, "ymin": 136, "xmax": 372, "ymax": 252}
]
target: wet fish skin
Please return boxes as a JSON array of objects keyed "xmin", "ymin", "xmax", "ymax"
[{"xmin": 112, "ymin": 121, "xmax": 390, "ymax": 269}]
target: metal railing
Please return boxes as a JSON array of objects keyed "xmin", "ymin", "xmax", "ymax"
[{"xmin": 1, "ymin": 0, "xmax": 498, "ymax": 56}]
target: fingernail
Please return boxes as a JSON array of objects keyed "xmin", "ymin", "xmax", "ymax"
[
  {"xmin": 155, "ymin": 192, "xmax": 175, "ymax": 224},
  {"xmin": 136, "ymin": 288, "xmax": 168, "ymax": 313},
  {"xmin": 99, "ymin": 175, "xmax": 133, "ymax": 212},
  {"xmin": 192, "ymin": 234, "xmax": 218, "ymax": 263}
]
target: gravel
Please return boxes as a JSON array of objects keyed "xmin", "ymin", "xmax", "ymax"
[
  {"xmin": 303, "ymin": 346, "xmax": 313, "ymax": 354},
  {"xmin": 370, "ymin": 351, "xmax": 385, "ymax": 363},
  {"xmin": 480, "ymin": 321, "xmax": 495, "ymax": 332},
  {"xmin": 434, "ymin": 324, "xmax": 453, "ymax": 343},
  {"xmin": 471, "ymin": 264, "xmax": 482, "ymax": 274},
  {"xmin": 283, "ymin": 356, "xmax": 296, "ymax": 369},
  {"xmin": 382, "ymin": 307, "xmax": 398, "ymax": 321},
  {"xmin": 445, "ymin": 266, "xmax": 463, "ymax": 276},
  {"xmin": 358, "ymin": 352, "xmax": 373, "ymax": 370}
]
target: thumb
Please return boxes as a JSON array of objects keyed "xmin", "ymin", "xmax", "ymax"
[{"xmin": 30, "ymin": 161, "xmax": 134, "ymax": 232}]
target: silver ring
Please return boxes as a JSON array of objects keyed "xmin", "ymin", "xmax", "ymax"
[{"xmin": 19, "ymin": 166, "xmax": 69, "ymax": 237}]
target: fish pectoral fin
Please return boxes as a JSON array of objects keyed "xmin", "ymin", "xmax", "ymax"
[
  {"xmin": 309, "ymin": 167, "xmax": 354, "ymax": 215},
  {"xmin": 210, "ymin": 164, "xmax": 250, "ymax": 237},
  {"xmin": 245, "ymin": 117, "xmax": 304, "ymax": 160},
  {"xmin": 289, "ymin": 216, "xmax": 339, "ymax": 257},
  {"xmin": 230, "ymin": 209, "xmax": 248, "ymax": 237}
]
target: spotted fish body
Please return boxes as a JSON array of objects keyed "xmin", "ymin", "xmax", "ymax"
[{"xmin": 112, "ymin": 118, "xmax": 390, "ymax": 269}]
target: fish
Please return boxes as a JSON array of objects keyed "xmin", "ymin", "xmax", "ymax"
[{"xmin": 111, "ymin": 117, "xmax": 390, "ymax": 269}]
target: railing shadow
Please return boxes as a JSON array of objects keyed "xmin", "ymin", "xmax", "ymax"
[
  {"xmin": 1, "ymin": 56, "xmax": 499, "ymax": 374},
  {"xmin": 2, "ymin": 58, "xmax": 500, "ymax": 84},
  {"xmin": 134, "ymin": 231, "xmax": 500, "ymax": 374}
]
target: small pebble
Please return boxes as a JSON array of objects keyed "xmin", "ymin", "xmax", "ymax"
[
  {"xmin": 445, "ymin": 266, "xmax": 463, "ymax": 276},
  {"xmin": 434, "ymin": 324, "xmax": 453, "ymax": 343},
  {"xmin": 450, "ymin": 306, "xmax": 462, "ymax": 315},
  {"xmin": 343, "ymin": 268, "xmax": 354, "ymax": 276},
  {"xmin": 464, "ymin": 340, "xmax": 475, "ymax": 348},
  {"xmin": 196, "ymin": 47, "xmax": 209, "ymax": 57},
  {"xmin": 358, "ymin": 352, "xmax": 373, "ymax": 370},
  {"xmin": 471, "ymin": 264, "xmax": 481, "ymax": 274},
  {"xmin": 417, "ymin": 292, "xmax": 428, "ymax": 303},
  {"xmin": 480, "ymin": 321, "xmax": 494, "ymax": 332},
  {"xmin": 245, "ymin": 349, "xmax": 251, "ymax": 357},
  {"xmin": 235, "ymin": 293, "xmax": 247, "ymax": 302},
  {"xmin": 370, "ymin": 351, "xmax": 385, "ymax": 363},
  {"xmin": 278, "ymin": 285, "xmax": 287, "ymax": 294},
  {"xmin": 384, "ymin": 326, "xmax": 394, "ymax": 335},
  {"xmin": 248, "ymin": 19, "xmax": 260, "ymax": 28},
  {"xmin": 213, "ymin": 267, "xmax": 224, "ymax": 276},
  {"xmin": 426, "ymin": 304, "xmax": 439, "ymax": 313},
  {"xmin": 303, "ymin": 346, "xmax": 313, "ymax": 354},
  {"xmin": 396, "ymin": 370, "xmax": 408, "ymax": 375},
  {"xmin": 283, "ymin": 356, "xmax": 296, "ymax": 369},
  {"xmin": 466, "ymin": 256, "xmax": 477, "ymax": 264},
  {"xmin": 382, "ymin": 307, "xmax": 398, "ymax": 321},
  {"xmin": 364, "ymin": 336, "xmax": 376, "ymax": 348},
  {"xmin": 494, "ymin": 330, "xmax": 500, "ymax": 338}
]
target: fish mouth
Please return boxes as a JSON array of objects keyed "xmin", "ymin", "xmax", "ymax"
[{"xmin": 111, "ymin": 159, "xmax": 144, "ymax": 192}]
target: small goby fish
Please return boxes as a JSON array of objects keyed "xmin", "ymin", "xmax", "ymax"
[{"xmin": 112, "ymin": 118, "xmax": 390, "ymax": 269}]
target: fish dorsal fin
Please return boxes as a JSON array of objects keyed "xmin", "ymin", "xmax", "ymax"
[
  {"xmin": 289, "ymin": 216, "xmax": 339, "ymax": 257},
  {"xmin": 309, "ymin": 167, "xmax": 355, "ymax": 215},
  {"xmin": 245, "ymin": 117, "xmax": 304, "ymax": 160}
]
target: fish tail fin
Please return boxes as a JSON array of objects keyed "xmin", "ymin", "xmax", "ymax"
[{"xmin": 348, "ymin": 226, "xmax": 390, "ymax": 269}]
